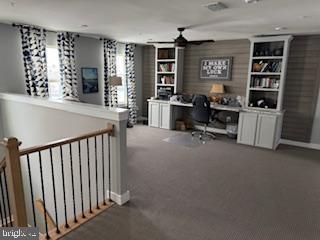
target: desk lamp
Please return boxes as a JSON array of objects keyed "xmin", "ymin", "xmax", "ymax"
[{"xmin": 210, "ymin": 83, "xmax": 225, "ymax": 103}]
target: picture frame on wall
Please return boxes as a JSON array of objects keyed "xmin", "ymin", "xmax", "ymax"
[
  {"xmin": 82, "ymin": 67, "xmax": 98, "ymax": 94},
  {"xmin": 199, "ymin": 57, "xmax": 233, "ymax": 81}
]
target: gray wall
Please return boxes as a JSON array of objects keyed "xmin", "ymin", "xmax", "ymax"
[
  {"xmin": 142, "ymin": 36, "xmax": 320, "ymax": 143},
  {"xmin": 75, "ymin": 36, "xmax": 104, "ymax": 105},
  {"xmin": 0, "ymin": 23, "xmax": 25, "ymax": 94},
  {"xmin": 311, "ymin": 85, "xmax": 320, "ymax": 144},
  {"xmin": 183, "ymin": 40, "xmax": 250, "ymax": 96},
  {"xmin": 135, "ymin": 45, "xmax": 143, "ymax": 117},
  {"xmin": 283, "ymin": 35, "xmax": 320, "ymax": 142},
  {"xmin": 142, "ymin": 46, "xmax": 155, "ymax": 116},
  {"xmin": 0, "ymin": 23, "xmax": 143, "ymax": 111}
]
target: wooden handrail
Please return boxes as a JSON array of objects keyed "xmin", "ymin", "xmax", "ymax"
[{"xmin": 20, "ymin": 124, "xmax": 115, "ymax": 156}]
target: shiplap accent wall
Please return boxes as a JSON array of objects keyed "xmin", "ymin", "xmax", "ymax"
[
  {"xmin": 142, "ymin": 46, "xmax": 155, "ymax": 116},
  {"xmin": 183, "ymin": 39, "xmax": 250, "ymax": 96},
  {"xmin": 283, "ymin": 35, "xmax": 320, "ymax": 142},
  {"xmin": 142, "ymin": 36, "xmax": 320, "ymax": 143}
]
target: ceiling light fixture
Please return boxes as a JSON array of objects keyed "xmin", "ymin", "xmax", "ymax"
[
  {"xmin": 299, "ymin": 15, "xmax": 308, "ymax": 19},
  {"xmin": 275, "ymin": 27, "xmax": 287, "ymax": 31},
  {"xmin": 245, "ymin": 0, "xmax": 260, "ymax": 3},
  {"xmin": 203, "ymin": 2, "xmax": 228, "ymax": 12}
]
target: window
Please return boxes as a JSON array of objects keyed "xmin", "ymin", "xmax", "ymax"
[
  {"xmin": 46, "ymin": 46, "xmax": 62, "ymax": 99},
  {"xmin": 116, "ymin": 43, "xmax": 127, "ymax": 107}
]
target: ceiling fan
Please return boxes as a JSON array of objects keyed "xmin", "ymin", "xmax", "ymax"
[{"xmin": 147, "ymin": 27, "xmax": 214, "ymax": 47}]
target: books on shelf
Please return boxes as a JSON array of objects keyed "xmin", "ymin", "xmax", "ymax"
[
  {"xmin": 252, "ymin": 61, "xmax": 282, "ymax": 73},
  {"xmin": 159, "ymin": 76, "xmax": 174, "ymax": 85},
  {"xmin": 251, "ymin": 77, "xmax": 280, "ymax": 89},
  {"xmin": 158, "ymin": 63, "xmax": 175, "ymax": 72}
]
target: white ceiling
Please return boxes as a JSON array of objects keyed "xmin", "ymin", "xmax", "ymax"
[{"xmin": 0, "ymin": 0, "xmax": 320, "ymax": 44}]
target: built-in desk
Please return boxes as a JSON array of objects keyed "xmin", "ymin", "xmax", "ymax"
[
  {"xmin": 147, "ymin": 99, "xmax": 241, "ymax": 134},
  {"xmin": 147, "ymin": 99, "xmax": 284, "ymax": 150}
]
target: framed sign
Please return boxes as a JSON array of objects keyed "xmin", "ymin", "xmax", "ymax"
[
  {"xmin": 82, "ymin": 68, "xmax": 98, "ymax": 94},
  {"xmin": 200, "ymin": 57, "xmax": 233, "ymax": 80}
]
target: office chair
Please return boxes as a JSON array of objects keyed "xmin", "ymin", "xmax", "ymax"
[{"xmin": 191, "ymin": 95, "xmax": 216, "ymax": 140}]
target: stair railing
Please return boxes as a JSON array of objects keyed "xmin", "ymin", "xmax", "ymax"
[{"xmin": 0, "ymin": 123, "xmax": 115, "ymax": 239}]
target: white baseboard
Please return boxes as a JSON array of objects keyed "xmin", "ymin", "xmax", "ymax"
[
  {"xmin": 107, "ymin": 190, "xmax": 130, "ymax": 205},
  {"xmin": 280, "ymin": 139, "xmax": 320, "ymax": 150}
]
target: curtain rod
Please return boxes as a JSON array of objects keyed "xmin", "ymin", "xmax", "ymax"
[
  {"xmin": 12, "ymin": 23, "xmax": 137, "ymax": 44},
  {"xmin": 12, "ymin": 23, "xmax": 82, "ymax": 38}
]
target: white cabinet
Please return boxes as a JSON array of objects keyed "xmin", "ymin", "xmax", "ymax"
[
  {"xmin": 148, "ymin": 102, "xmax": 160, "ymax": 127},
  {"xmin": 148, "ymin": 101, "xmax": 171, "ymax": 129},
  {"xmin": 237, "ymin": 112, "xmax": 258, "ymax": 145},
  {"xmin": 255, "ymin": 114, "xmax": 278, "ymax": 148},
  {"xmin": 159, "ymin": 103, "xmax": 171, "ymax": 129},
  {"xmin": 237, "ymin": 111, "xmax": 283, "ymax": 149}
]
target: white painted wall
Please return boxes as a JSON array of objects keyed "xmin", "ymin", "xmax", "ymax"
[
  {"xmin": 311, "ymin": 87, "xmax": 320, "ymax": 144},
  {"xmin": 0, "ymin": 94, "xmax": 129, "ymax": 231},
  {"xmin": 0, "ymin": 23, "xmax": 25, "ymax": 94}
]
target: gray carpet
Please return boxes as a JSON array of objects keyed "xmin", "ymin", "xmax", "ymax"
[{"xmin": 64, "ymin": 125, "xmax": 320, "ymax": 240}]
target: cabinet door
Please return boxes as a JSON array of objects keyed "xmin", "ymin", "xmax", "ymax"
[
  {"xmin": 237, "ymin": 112, "xmax": 258, "ymax": 146},
  {"xmin": 148, "ymin": 102, "xmax": 159, "ymax": 127},
  {"xmin": 255, "ymin": 114, "xmax": 277, "ymax": 149},
  {"xmin": 159, "ymin": 103, "xmax": 171, "ymax": 129}
]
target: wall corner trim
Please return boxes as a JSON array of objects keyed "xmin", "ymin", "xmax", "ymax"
[
  {"xmin": 108, "ymin": 190, "xmax": 130, "ymax": 205},
  {"xmin": 280, "ymin": 139, "xmax": 320, "ymax": 150}
]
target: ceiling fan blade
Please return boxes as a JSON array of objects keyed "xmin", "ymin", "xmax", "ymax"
[
  {"xmin": 147, "ymin": 41, "xmax": 175, "ymax": 44},
  {"xmin": 188, "ymin": 40, "xmax": 215, "ymax": 45}
]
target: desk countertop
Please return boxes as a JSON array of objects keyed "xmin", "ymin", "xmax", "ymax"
[
  {"xmin": 147, "ymin": 99, "xmax": 284, "ymax": 115},
  {"xmin": 147, "ymin": 99, "xmax": 242, "ymax": 112}
]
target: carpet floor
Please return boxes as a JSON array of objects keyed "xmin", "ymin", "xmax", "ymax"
[{"xmin": 64, "ymin": 125, "xmax": 320, "ymax": 240}]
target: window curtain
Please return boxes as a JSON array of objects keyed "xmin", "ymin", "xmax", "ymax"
[
  {"xmin": 19, "ymin": 25, "xmax": 48, "ymax": 97},
  {"xmin": 125, "ymin": 44, "xmax": 138, "ymax": 124},
  {"xmin": 103, "ymin": 39, "xmax": 117, "ymax": 107},
  {"xmin": 57, "ymin": 32, "xmax": 79, "ymax": 99}
]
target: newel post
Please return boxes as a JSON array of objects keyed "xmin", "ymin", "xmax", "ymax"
[{"xmin": 4, "ymin": 137, "xmax": 28, "ymax": 226}]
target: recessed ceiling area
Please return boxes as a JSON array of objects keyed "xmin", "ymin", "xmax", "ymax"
[{"xmin": 0, "ymin": 0, "xmax": 319, "ymax": 43}]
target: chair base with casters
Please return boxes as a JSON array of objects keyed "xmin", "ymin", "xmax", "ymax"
[
  {"xmin": 191, "ymin": 94, "xmax": 216, "ymax": 141},
  {"xmin": 191, "ymin": 124, "xmax": 216, "ymax": 140}
]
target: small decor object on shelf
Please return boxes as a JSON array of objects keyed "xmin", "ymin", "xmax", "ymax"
[
  {"xmin": 273, "ymin": 48, "xmax": 283, "ymax": 56},
  {"xmin": 200, "ymin": 57, "xmax": 233, "ymax": 80},
  {"xmin": 82, "ymin": 68, "xmax": 98, "ymax": 93}
]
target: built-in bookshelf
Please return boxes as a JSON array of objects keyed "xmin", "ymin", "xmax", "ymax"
[
  {"xmin": 246, "ymin": 36, "xmax": 293, "ymax": 111},
  {"xmin": 154, "ymin": 44, "xmax": 184, "ymax": 100}
]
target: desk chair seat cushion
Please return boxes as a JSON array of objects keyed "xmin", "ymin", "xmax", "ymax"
[{"xmin": 191, "ymin": 95, "xmax": 212, "ymax": 124}]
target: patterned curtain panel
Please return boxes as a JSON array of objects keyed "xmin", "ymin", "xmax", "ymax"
[
  {"xmin": 19, "ymin": 25, "xmax": 48, "ymax": 97},
  {"xmin": 103, "ymin": 39, "xmax": 117, "ymax": 107},
  {"xmin": 57, "ymin": 32, "xmax": 79, "ymax": 99},
  {"xmin": 125, "ymin": 44, "xmax": 138, "ymax": 124}
]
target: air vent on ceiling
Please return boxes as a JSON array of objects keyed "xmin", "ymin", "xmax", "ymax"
[{"xmin": 204, "ymin": 2, "xmax": 228, "ymax": 12}]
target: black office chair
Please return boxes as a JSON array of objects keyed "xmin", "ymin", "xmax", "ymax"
[{"xmin": 191, "ymin": 95, "xmax": 216, "ymax": 140}]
